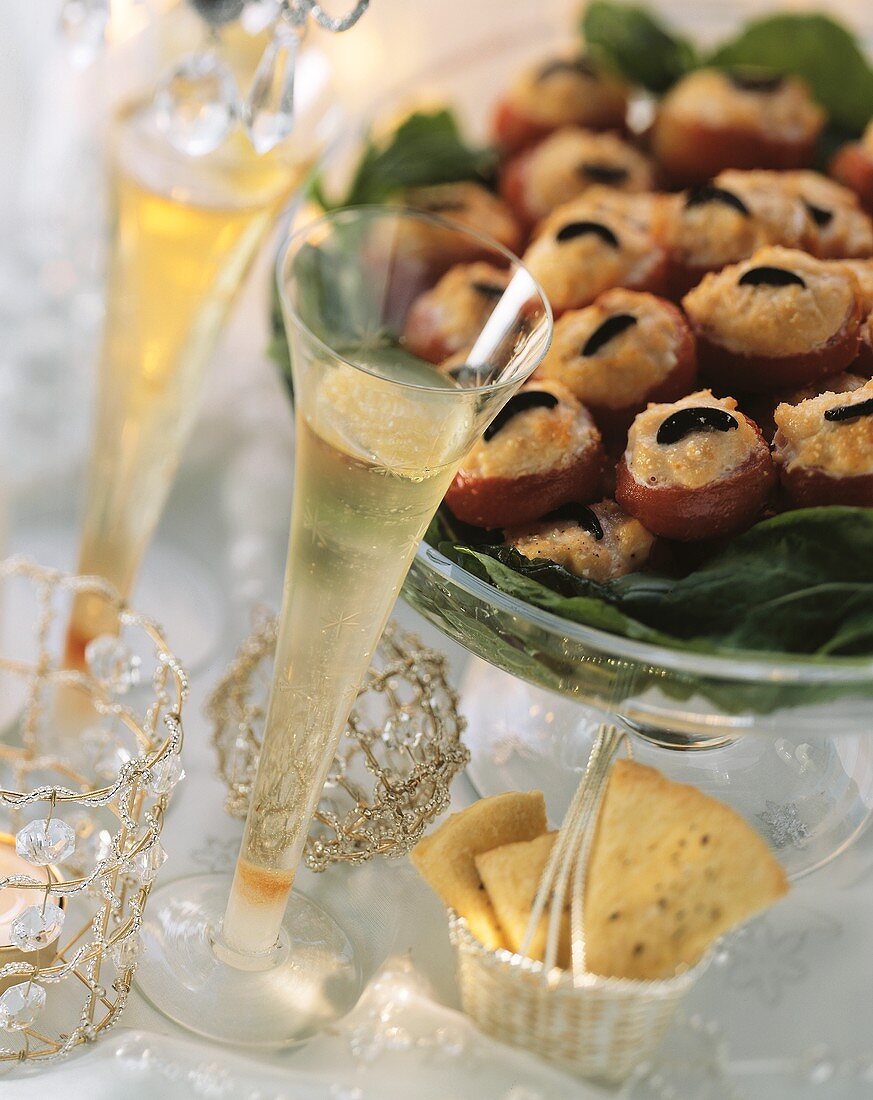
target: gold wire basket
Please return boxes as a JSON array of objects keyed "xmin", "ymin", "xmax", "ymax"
[
  {"xmin": 448, "ymin": 725, "xmax": 711, "ymax": 1085},
  {"xmin": 0, "ymin": 557, "xmax": 187, "ymax": 1063},
  {"xmin": 208, "ymin": 615, "xmax": 469, "ymax": 870}
]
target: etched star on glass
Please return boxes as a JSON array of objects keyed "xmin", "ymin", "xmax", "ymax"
[
  {"xmin": 10, "ymin": 903, "xmax": 65, "ymax": 952},
  {"xmin": 0, "ymin": 982, "xmax": 46, "ymax": 1031},
  {"xmin": 16, "ymin": 819, "xmax": 77, "ymax": 866},
  {"xmin": 85, "ymin": 635, "xmax": 142, "ymax": 695}
]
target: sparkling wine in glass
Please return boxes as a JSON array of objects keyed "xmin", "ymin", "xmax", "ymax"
[
  {"xmin": 135, "ymin": 206, "xmax": 552, "ymax": 1045},
  {"xmin": 64, "ymin": 100, "xmax": 306, "ymax": 669}
]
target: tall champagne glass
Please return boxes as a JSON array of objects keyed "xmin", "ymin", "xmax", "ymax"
[
  {"xmin": 136, "ymin": 207, "xmax": 552, "ymax": 1046},
  {"xmin": 64, "ymin": 100, "xmax": 304, "ymax": 669}
]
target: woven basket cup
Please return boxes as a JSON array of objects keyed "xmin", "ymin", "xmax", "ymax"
[
  {"xmin": 447, "ymin": 724, "xmax": 711, "ymax": 1085},
  {"xmin": 448, "ymin": 912, "xmax": 709, "ymax": 1084}
]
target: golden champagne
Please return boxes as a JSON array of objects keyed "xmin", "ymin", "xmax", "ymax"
[
  {"xmin": 221, "ymin": 355, "xmax": 474, "ymax": 953},
  {"xmin": 66, "ymin": 106, "xmax": 303, "ymax": 667}
]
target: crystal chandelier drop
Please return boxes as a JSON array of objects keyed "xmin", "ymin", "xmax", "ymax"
[{"xmin": 59, "ymin": 0, "xmax": 371, "ymax": 154}]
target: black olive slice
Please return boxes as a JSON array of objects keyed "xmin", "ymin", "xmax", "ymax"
[
  {"xmin": 582, "ymin": 313, "xmax": 637, "ymax": 357},
  {"xmin": 578, "ymin": 162, "xmax": 629, "ymax": 185},
  {"xmin": 684, "ymin": 185, "xmax": 750, "ymax": 216},
  {"xmin": 484, "ymin": 391, "xmax": 560, "ymax": 441},
  {"xmin": 543, "ymin": 502, "xmax": 604, "ymax": 540},
  {"xmin": 823, "ymin": 396, "xmax": 873, "ymax": 422},
  {"xmin": 555, "ymin": 220, "xmax": 619, "ymax": 246},
  {"xmin": 738, "ymin": 266, "xmax": 806, "ymax": 289},
  {"xmin": 803, "ymin": 200, "xmax": 834, "ymax": 228},
  {"xmin": 656, "ymin": 406, "xmax": 739, "ymax": 444},
  {"xmin": 538, "ymin": 56, "xmax": 598, "ymax": 82},
  {"xmin": 727, "ymin": 68, "xmax": 784, "ymax": 93},
  {"xmin": 470, "ymin": 281, "xmax": 505, "ymax": 300}
]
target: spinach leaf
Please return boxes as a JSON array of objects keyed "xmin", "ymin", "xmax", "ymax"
[
  {"xmin": 708, "ymin": 14, "xmax": 873, "ymax": 135},
  {"xmin": 581, "ymin": 1, "xmax": 697, "ymax": 93},
  {"xmin": 432, "ymin": 507, "xmax": 873, "ymax": 659},
  {"xmin": 310, "ymin": 109, "xmax": 496, "ymax": 210}
]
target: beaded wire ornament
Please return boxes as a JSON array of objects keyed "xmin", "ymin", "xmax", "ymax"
[
  {"xmin": 209, "ymin": 616, "xmax": 469, "ymax": 870},
  {"xmin": 0, "ymin": 558, "xmax": 187, "ymax": 1063}
]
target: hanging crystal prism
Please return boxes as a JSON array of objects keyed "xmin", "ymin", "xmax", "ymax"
[
  {"xmin": 243, "ymin": 15, "xmax": 304, "ymax": 154},
  {"xmin": 0, "ymin": 982, "xmax": 46, "ymax": 1031},
  {"xmin": 59, "ymin": 0, "xmax": 110, "ymax": 69},
  {"xmin": 129, "ymin": 839, "xmax": 168, "ymax": 885},
  {"xmin": 154, "ymin": 52, "xmax": 239, "ymax": 157},
  {"xmin": 10, "ymin": 903, "xmax": 66, "ymax": 952},
  {"xmin": 85, "ymin": 635, "xmax": 142, "ymax": 695},
  {"xmin": 16, "ymin": 819, "xmax": 77, "ymax": 866},
  {"xmin": 145, "ymin": 754, "xmax": 186, "ymax": 797}
]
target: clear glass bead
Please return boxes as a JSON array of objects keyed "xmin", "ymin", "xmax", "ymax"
[
  {"xmin": 154, "ymin": 52, "xmax": 238, "ymax": 157},
  {"xmin": 85, "ymin": 635, "xmax": 142, "ymax": 695},
  {"xmin": 10, "ymin": 903, "xmax": 65, "ymax": 952},
  {"xmin": 131, "ymin": 840, "xmax": 168, "ymax": 885},
  {"xmin": 16, "ymin": 818, "xmax": 76, "ymax": 866},
  {"xmin": 145, "ymin": 754, "xmax": 185, "ymax": 796},
  {"xmin": 111, "ymin": 933, "xmax": 143, "ymax": 969},
  {"xmin": 0, "ymin": 982, "xmax": 46, "ymax": 1031},
  {"xmin": 243, "ymin": 19, "xmax": 302, "ymax": 154}
]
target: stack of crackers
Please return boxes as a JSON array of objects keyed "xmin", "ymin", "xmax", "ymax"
[{"xmin": 412, "ymin": 759, "xmax": 788, "ymax": 980}]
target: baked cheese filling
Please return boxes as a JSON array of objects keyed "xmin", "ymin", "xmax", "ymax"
[
  {"xmin": 774, "ymin": 379, "xmax": 873, "ymax": 477},
  {"xmin": 537, "ymin": 289, "xmax": 680, "ymax": 409},
  {"xmin": 506, "ymin": 500, "xmax": 654, "ymax": 581},
  {"xmin": 524, "ymin": 194, "xmax": 661, "ymax": 310},
  {"xmin": 518, "ymin": 127, "xmax": 654, "ymax": 220},
  {"xmin": 626, "ymin": 391, "xmax": 760, "ymax": 490},
  {"xmin": 506, "ymin": 55, "xmax": 628, "ymax": 128},
  {"xmin": 683, "ymin": 246, "xmax": 855, "ymax": 358},
  {"xmin": 460, "ymin": 380, "xmax": 599, "ymax": 479},
  {"xmin": 659, "ymin": 69, "xmax": 824, "ymax": 142}
]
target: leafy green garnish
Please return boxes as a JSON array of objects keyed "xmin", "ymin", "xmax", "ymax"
[
  {"xmin": 310, "ymin": 109, "xmax": 496, "ymax": 210},
  {"xmin": 708, "ymin": 13, "xmax": 873, "ymax": 135},
  {"xmin": 581, "ymin": 0, "xmax": 697, "ymax": 93},
  {"xmin": 581, "ymin": 3, "xmax": 873, "ymax": 139},
  {"xmin": 432, "ymin": 507, "xmax": 873, "ymax": 660}
]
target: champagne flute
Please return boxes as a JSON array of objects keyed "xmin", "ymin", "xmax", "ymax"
[
  {"xmin": 63, "ymin": 99, "xmax": 305, "ymax": 670},
  {"xmin": 135, "ymin": 206, "xmax": 552, "ymax": 1046}
]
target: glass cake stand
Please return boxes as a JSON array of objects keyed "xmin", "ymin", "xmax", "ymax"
[
  {"xmin": 301, "ymin": 3, "xmax": 873, "ymax": 879},
  {"xmin": 403, "ymin": 542, "xmax": 873, "ymax": 878}
]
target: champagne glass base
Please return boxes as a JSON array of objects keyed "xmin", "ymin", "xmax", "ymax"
[{"xmin": 135, "ymin": 872, "xmax": 363, "ymax": 1047}]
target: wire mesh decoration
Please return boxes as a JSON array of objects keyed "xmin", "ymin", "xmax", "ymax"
[
  {"xmin": 209, "ymin": 615, "xmax": 469, "ymax": 871},
  {"xmin": 0, "ymin": 557, "xmax": 187, "ymax": 1063}
]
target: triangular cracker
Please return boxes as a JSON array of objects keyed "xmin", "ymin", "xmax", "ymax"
[
  {"xmin": 410, "ymin": 791, "xmax": 547, "ymax": 948},
  {"xmin": 475, "ymin": 832, "xmax": 571, "ymax": 967},
  {"xmin": 584, "ymin": 760, "xmax": 788, "ymax": 980}
]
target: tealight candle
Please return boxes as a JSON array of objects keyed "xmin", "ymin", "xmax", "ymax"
[{"xmin": 0, "ymin": 833, "xmax": 64, "ymax": 994}]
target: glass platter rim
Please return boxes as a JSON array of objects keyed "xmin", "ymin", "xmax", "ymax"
[
  {"xmin": 302, "ymin": 4, "xmax": 873, "ymax": 693},
  {"xmin": 410, "ymin": 542, "xmax": 873, "ymax": 687}
]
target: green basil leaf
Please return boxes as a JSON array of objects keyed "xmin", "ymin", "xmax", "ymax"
[
  {"xmin": 708, "ymin": 13, "xmax": 873, "ymax": 135},
  {"xmin": 309, "ymin": 109, "xmax": 496, "ymax": 210},
  {"xmin": 581, "ymin": 0, "xmax": 697, "ymax": 93}
]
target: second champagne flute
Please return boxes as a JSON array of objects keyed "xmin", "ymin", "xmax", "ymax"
[{"xmin": 135, "ymin": 206, "xmax": 552, "ymax": 1045}]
